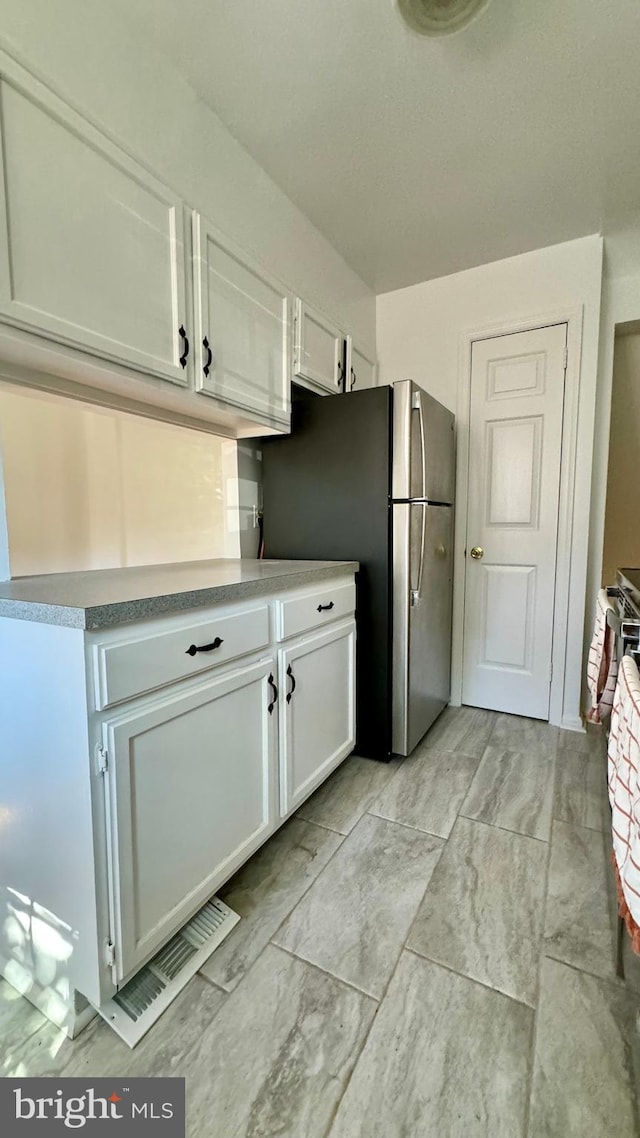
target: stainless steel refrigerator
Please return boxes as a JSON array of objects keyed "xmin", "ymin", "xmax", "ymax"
[{"xmin": 261, "ymin": 379, "xmax": 455, "ymax": 760}]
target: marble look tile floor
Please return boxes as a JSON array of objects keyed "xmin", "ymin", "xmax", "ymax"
[{"xmin": 2, "ymin": 710, "xmax": 639, "ymax": 1137}]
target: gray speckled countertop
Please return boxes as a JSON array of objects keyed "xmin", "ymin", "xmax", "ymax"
[{"xmin": 0, "ymin": 559, "xmax": 358, "ymax": 630}]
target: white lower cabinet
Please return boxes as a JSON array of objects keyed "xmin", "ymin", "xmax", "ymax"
[
  {"xmin": 278, "ymin": 619, "xmax": 356, "ymax": 816},
  {"xmin": 102, "ymin": 656, "xmax": 278, "ymax": 982},
  {"xmin": 0, "ymin": 572, "xmax": 356, "ymax": 1036}
]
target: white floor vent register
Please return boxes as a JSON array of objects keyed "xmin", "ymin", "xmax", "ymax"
[{"xmin": 97, "ymin": 897, "xmax": 239, "ymax": 1048}]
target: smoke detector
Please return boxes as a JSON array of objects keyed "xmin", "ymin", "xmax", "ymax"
[{"xmin": 395, "ymin": 0, "xmax": 490, "ymax": 36}]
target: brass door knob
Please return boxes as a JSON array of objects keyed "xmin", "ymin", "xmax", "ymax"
[{"xmin": 470, "ymin": 546, "xmax": 484, "ymax": 560}]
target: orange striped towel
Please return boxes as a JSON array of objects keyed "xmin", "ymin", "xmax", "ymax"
[
  {"xmin": 608, "ymin": 655, "xmax": 640, "ymax": 949},
  {"xmin": 586, "ymin": 589, "xmax": 618, "ymax": 723}
]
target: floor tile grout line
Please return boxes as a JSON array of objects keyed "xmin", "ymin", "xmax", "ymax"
[
  {"xmin": 268, "ymin": 941, "xmax": 380, "ymax": 1003},
  {"xmin": 199, "ymin": 763, "xmax": 401, "ymax": 1002},
  {"xmin": 296, "ymin": 814, "xmax": 349, "ymax": 837},
  {"xmin": 193, "ymin": 971, "xmax": 230, "ymax": 997},
  {"xmin": 402, "ymin": 945, "xmax": 536, "ymax": 1011},
  {"xmin": 197, "ymin": 819, "xmax": 349, "ymax": 997},
  {"xmin": 245, "ymin": 821, "xmax": 351, "ymax": 959},
  {"xmin": 319, "ymin": 917, "xmax": 440, "ymax": 1138},
  {"xmin": 297, "ymin": 755, "xmax": 402, "ymax": 838},
  {"xmin": 317, "ymin": 790, "xmax": 459, "ymax": 1138},
  {"xmin": 540, "ymin": 951, "xmax": 629, "ymax": 991},
  {"xmin": 269, "ymin": 806, "xmax": 445, "ymax": 969},
  {"xmin": 363, "ymin": 809, "xmax": 449, "ymax": 842},
  {"xmin": 522, "ymin": 749, "xmax": 557, "ymax": 1138},
  {"xmin": 271, "ymin": 810, "xmax": 448, "ymax": 1002},
  {"xmin": 551, "ymin": 811, "xmax": 606, "ymax": 835},
  {"xmin": 455, "ymin": 812, "xmax": 550, "ymax": 845}
]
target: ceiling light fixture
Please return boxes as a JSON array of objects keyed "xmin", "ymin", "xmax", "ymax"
[{"xmin": 395, "ymin": 0, "xmax": 490, "ymax": 37}]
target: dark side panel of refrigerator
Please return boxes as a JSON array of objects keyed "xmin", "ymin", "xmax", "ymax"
[{"xmin": 261, "ymin": 387, "xmax": 393, "ymax": 760}]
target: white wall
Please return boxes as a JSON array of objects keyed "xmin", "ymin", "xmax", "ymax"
[
  {"xmin": 377, "ymin": 235, "xmax": 604, "ymax": 728},
  {"xmin": 0, "ymin": 385, "xmax": 239, "ymax": 577}
]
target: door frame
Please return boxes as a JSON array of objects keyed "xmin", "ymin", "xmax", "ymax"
[{"xmin": 451, "ymin": 306, "xmax": 585, "ymax": 730}]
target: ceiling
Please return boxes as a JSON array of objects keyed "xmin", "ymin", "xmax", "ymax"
[{"xmin": 111, "ymin": 0, "xmax": 640, "ymax": 292}]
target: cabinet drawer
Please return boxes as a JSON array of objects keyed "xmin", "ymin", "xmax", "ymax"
[
  {"xmin": 276, "ymin": 581, "xmax": 355, "ymax": 642},
  {"xmin": 93, "ymin": 605, "xmax": 270, "ymax": 709}
]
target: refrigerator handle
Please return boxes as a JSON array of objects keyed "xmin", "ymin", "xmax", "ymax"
[
  {"xmin": 412, "ymin": 389, "xmax": 427, "ymax": 500},
  {"xmin": 410, "ymin": 503, "xmax": 427, "ymax": 607}
]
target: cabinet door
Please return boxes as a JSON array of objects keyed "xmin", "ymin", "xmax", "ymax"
[
  {"xmin": 294, "ymin": 299, "xmax": 345, "ymax": 394},
  {"xmin": 193, "ymin": 213, "xmax": 290, "ymax": 424},
  {"xmin": 102, "ymin": 658, "xmax": 277, "ymax": 981},
  {"xmin": 347, "ymin": 340, "xmax": 377, "ymax": 392},
  {"xmin": 0, "ymin": 57, "xmax": 188, "ymax": 386},
  {"xmin": 279, "ymin": 620, "xmax": 356, "ymax": 816}
]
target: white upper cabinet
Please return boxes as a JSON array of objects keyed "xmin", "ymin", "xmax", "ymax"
[
  {"xmin": 192, "ymin": 213, "xmax": 291, "ymax": 426},
  {"xmin": 347, "ymin": 340, "xmax": 377, "ymax": 392},
  {"xmin": 294, "ymin": 299, "xmax": 345, "ymax": 394},
  {"xmin": 0, "ymin": 56, "xmax": 189, "ymax": 386}
]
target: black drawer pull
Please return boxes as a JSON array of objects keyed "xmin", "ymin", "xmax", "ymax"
[
  {"xmin": 185, "ymin": 637, "xmax": 223, "ymax": 656},
  {"xmin": 317, "ymin": 602, "xmax": 334, "ymax": 612},
  {"xmin": 203, "ymin": 336, "xmax": 213, "ymax": 377},
  {"xmin": 267, "ymin": 673, "xmax": 278, "ymax": 714},
  {"xmin": 179, "ymin": 324, "xmax": 189, "ymax": 369},
  {"xmin": 286, "ymin": 664, "xmax": 296, "ymax": 703}
]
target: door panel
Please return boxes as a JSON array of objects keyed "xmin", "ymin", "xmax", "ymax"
[
  {"xmin": 0, "ymin": 69, "xmax": 188, "ymax": 385},
  {"xmin": 279, "ymin": 621, "xmax": 356, "ymax": 815},
  {"xmin": 347, "ymin": 341, "xmax": 377, "ymax": 392},
  {"xmin": 393, "ymin": 503, "xmax": 453, "ymax": 754},
  {"xmin": 293, "ymin": 299, "xmax": 344, "ymax": 394},
  {"xmin": 193, "ymin": 214, "xmax": 290, "ymax": 423},
  {"xmin": 485, "ymin": 416, "xmax": 542, "ymax": 526},
  {"xmin": 462, "ymin": 324, "xmax": 567, "ymax": 718},
  {"xmin": 103, "ymin": 659, "xmax": 277, "ymax": 981},
  {"xmin": 480, "ymin": 564, "xmax": 535, "ymax": 668}
]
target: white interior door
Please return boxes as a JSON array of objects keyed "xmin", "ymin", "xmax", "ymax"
[{"xmin": 462, "ymin": 324, "xmax": 567, "ymax": 719}]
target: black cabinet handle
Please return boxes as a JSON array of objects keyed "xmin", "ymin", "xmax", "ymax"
[
  {"xmin": 185, "ymin": 637, "xmax": 223, "ymax": 656},
  {"xmin": 350, "ymin": 367, "xmax": 357, "ymax": 390},
  {"xmin": 286, "ymin": 664, "xmax": 296, "ymax": 704},
  {"xmin": 267, "ymin": 673, "xmax": 278, "ymax": 715},
  {"xmin": 203, "ymin": 336, "xmax": 213, "ymax": 377},
  {"xmin": 179, "ymin": 324, "xmax": 190, "ymax": 369},
  {"xmin": 317, "ymin": 601, "xmax": 335, "ymax": 612},
  {"xmin": 337, "ymin": 359, "xmax": 344, "ymax": 386}
]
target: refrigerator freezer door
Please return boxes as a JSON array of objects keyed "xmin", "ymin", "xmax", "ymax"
[
  {"xmin": 392, "ymin": 503, "xmax": 453, "ymax": 756},
  {"xmin": 392, "ymin": 381, "xmax": 456, "ymax": 504}
]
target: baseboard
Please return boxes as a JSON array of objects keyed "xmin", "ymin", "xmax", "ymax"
[{"xmin": 558, "ymin": 714, "xmax": 585, "ymax": 733}]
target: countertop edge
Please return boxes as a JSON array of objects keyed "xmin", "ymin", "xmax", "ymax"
[{"xmin": 0, "ymin": 562, "xmax": 359, "ymax": 630}]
